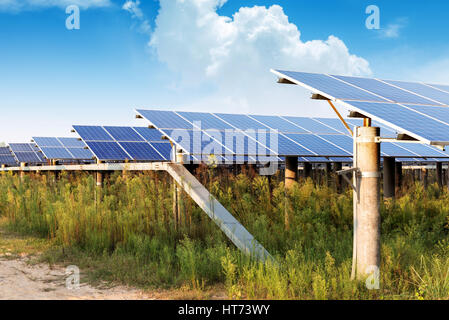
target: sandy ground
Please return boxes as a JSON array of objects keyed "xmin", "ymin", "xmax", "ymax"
[{"xmin": 0, "ymin": 256, "xmax": 153, "ymax": 300}]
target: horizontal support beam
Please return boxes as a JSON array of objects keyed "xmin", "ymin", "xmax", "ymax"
[{"xmin": 0, "ymin": 162, "xmax": 167, "ymax": 172}]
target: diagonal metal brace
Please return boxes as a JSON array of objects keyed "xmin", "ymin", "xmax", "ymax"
[{"xmin": 337, "ymin": 167, "xmax": 359, "ymax": 192}]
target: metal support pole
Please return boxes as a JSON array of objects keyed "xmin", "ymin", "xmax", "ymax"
[
  {"xmin": 325, "ymin": 162, "xmax": 332, "ymax": 187},
  {"xmin": 20, "ymin": 162, "xmax": 26, "ymax": 181},
  {"xmin": 436, "ymin": 162, "xmax": 443, "ymax": 188},
  {"xmin": 383, "ymin": 157, "xmax": 395, "ymax": 199},
  {"xmin": 303, "ymin": 162, "xmax": 312, "ymax": 179},
  {"xmin": 285, "ymin": 156, "xmax": 298, "ymax": 189},
  {"xmin": 355, "ymin": 126, "xmax": 381, "ymax": 280},
  {"xmin": 395, "ymin": 162, "xmax": 403, "ymax": 192},
  {"xmin": 422, "ymin": 167, "xmax": 428, "ymax": 189},
  {"xmin": 334, "ymin": 162, "xmax": 343, "ymax": 192}
]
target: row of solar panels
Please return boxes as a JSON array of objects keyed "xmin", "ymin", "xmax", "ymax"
[
  {"xmin": 134, "ymin": 110, "xmax": 449, "ymax": 161},
  {"xmin": 2, "ymin": 111, "xmax": 449, "ymax": 166},
  {"xmin": 271, "ymin": 70, "xmax": 449, "ymax": 146}
]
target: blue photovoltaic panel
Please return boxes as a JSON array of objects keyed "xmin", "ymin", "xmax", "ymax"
[
  {"xmin": 398, "ymin": 143, "xmax": 447, "ymax": 158},
  {"xmin": 274, "ymin": 70, "xmax": 389, "ymax": 102},
  {"xmin": 344, "ymin": 101, "xmax": 449, "ymax": 142},
  {"xmin": 381, "ymin": 143, "xmax": 418, "ymax": 157},
  {"xmin": 383, "ymin": 80, "xmax": 449, "ymax": 105},
  {"xmin": 133, "ymin": 127, "xmax": 164, "ymax": 142},
  {"xmin": 249, "ymin": 115, "xmax": 308, "ymax": 133},
  {"xmin": 73, "ymin": 126, "xmax": 113, "ymax": 141},
  {"xmin": 285, "ymin": 134, "xmax": 350, "ymax": 156},
  {"xmin": 119, "ymin": 142, "xmax": 165, "ymax": 161},
  {"xmin": 136, "ymin": 110, "xmax": 192, "ymax": 129},
  {"xmin": 404, "ymin": 105, "xmax": 449, "ymax": 126},
  {"xmin": 0, "ymin": 147, "xmax": 11, "ymax": 155},
  {"xmin": 316, "ymin": 134, "xmax": 353, "ymax": 153},
  {"xmin": 427, "ymin": 83, "xmax": 449, "ymax": 95},
  {"xmin": 214, "ymin": 113, "xmax": 270, "ymax": 130},
  {"xmin": 67, "ymin": 148, "xmax": 94, "ymax": 160},
  {"xmin": 152, "ymin": 142, "xmax": 172, "ymax": 160},
  {"xmin": 85, "ymin": 141, "xmax": 131, "ymax": 161},
  {"xmin": 314, "ymin": 118, "xmax": 354, "ymax": 134},
  {"xmin": 14, "ymin": 152, "xmax": 41, "ymax": 163},
  {"xmin": 59, "ymin": 137, "xmax": 87, "ymax": 148},
  {"xmin": 33, "ymin": 137, "xmax": 62, "ymax": 147},
  {"xmin": 40, "ymin": 147, "xmax": 73, "ymax": 159},
  {"xmin": 0, "ymin": 155, "xmax": 17, "ymax": 165},
  {"xmin": 284, "ymin": 117, "xmax": 341, "ymax": 134},
  {"xmin": 333, "ymin": 75, "xmax": 439, "ymax": 105},
  {"xmin": 9, "ymin": 143, "xmax": 33, "ymax": 152},
  {"xmin": 273, "ymin": 134, "xmax": 316, "ymax": 156},
  {"xmin": 104, "ymin": 126, "xmax": 145, "ymax": 142},
  {"xmin": 177, "ymin": 112, "xmax": 234, "ymax": 130}
]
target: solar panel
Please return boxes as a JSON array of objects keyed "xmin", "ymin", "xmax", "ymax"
[
  {"xmin": 384, "ymin": 80, "xmax": 449, "ymax": 105},
  {"xmin": 284, "ymin": 117, "xmax": 341, "ymax": 134},
  {"xmin": 0, "ymin": 155, "xmax": 17, "ymax": 165},
  {"xmin": 9, "ymin": 143, "xmax": 45, "ymax": 164},
  {"xmin": 177, "ymin": 112, "xmax": 233, "ymax": 130},
  {"xmin": 343, "ymin": 101, "xmax": 449, "ymax": 143},
  {"xmin": 104, "ymin": 126, "xmax": 145, "ymax": 142},
  {"xmin": 9, "ymin": 143, "xmax": 33, "ymax": 152},
  {"xmin": 272, "ymin": 70, "xmax": 449, "ymax": 145},
  {"xmin": 33, "ymin": 137, "xmax": 94, "ymax": 161},
  {"xmin": 333, "ymin": 75, "xmax": 440, "ymax": 105},
  {"xmin": 0, "ymin": 147, "xmax": 12, "ymax": 155},
  {"xmin": 73, "ymin": 126, "xmax": 170, "ymax": 162},
  {"xmin": 248, "ymin": 115, "xmax": 307, "ymax": 133},
  {"xmin": 137, "ymin": 109, "xmax": 449, "ymax": 160},
  {"xmin": 136, "ymin": 110, "xmax": 192, "ymax": 129},
  {"xmin": 133, "ymin": 127, "xmax": 164, "ymax": 142},
  {"xmin": 273, "ymin": 70, "xmax": 389, "ymax": 102}
]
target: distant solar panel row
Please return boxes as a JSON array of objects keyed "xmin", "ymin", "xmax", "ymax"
[
  {"xmin": 9, "ymin": 143, "xmax": 45, "ymax": 164},
  {"xmin": 33, "ymin": 137, "xmax": 94, "ymax": 160},
  {"xmin": 135, "ymin": 110, "xmax": 448, "ymax": 160},
  {"xmin": 72, "ymin": 126, "xmax": 171, "ymax": 161},
  {"xmin": 271, "ymin": 70, "xmax": 449, "ymax": 145}
]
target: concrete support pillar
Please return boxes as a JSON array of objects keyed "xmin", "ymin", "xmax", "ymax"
[
  {"xmin": 395, "ymin": 162, "xmax": 403, "ymax": 191},
  {"xmin": 436, "ymin": 162, "xmax": 443, "ymax": 188},
  {"xmin": 355, "ymin": 126, "xmax": 381, "ymax": 280},
  {"xmin": 285, "ymin": 156, "xmax": 298, "ymax": 189},
  {"xmin": 96, "ymin": 160, "xmax": 103, "ymax": 187},
  {"xmin": 383, "ymin": 157, "xmax": 395, "ymax": 199},
  {"xmin": 303, "ymin": 162, "xmax": 312, "ymax": 179},
  {"xmin": 20, "ymin": 162, "xmax": 26, "ymax": 181}
]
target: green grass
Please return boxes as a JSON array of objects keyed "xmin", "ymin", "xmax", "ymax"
[{"xmin": 0, "ymin": 167, "xmax": 448, "ymax": 299}]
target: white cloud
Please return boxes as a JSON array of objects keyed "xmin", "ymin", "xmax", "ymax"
[
  {"xmin": 122, "ymin": 0, "xmax": 151, "ymax": 34},
  {"xmin": 378, "ymin": 18, "xmax": 408, "ymax": 39},
  {"xmin": 149, "ymin": 0, "xmax": 371, "ymax": 116},
  {"xmin": 0, "ymin": 0, "xmax": 111, "ymax": 12}
]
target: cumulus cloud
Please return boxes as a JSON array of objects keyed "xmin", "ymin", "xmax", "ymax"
[
  {"xmin": 0, "ymin": 0, "xmax": 111, "ymax": 12},
  {"xmin": 122, "ymin": 0, "xmax": 151, "ymax": 34},
  {"xmin": 149, "ymin": 0, "xmax": 371, "ymax": 115}
]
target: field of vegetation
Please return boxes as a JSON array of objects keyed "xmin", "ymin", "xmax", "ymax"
[{"xmin": 0, "ymin": 166, "xmax": 449, "ymax": 300}]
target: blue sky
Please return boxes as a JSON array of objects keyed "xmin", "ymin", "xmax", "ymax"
[{"xmin": 1, "ymin": 0, "xmax": 449, "ymax": 142}]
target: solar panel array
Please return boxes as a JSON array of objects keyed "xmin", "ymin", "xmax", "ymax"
[
  {"xmin": 9, "ymin": 143, "xmax": 46, "ymax": 164},
  {"xmin": 0, "ymin": 147, "xmax": 18, "ymax": 166},
  {"xmin": 72, "ymin": 126, "xmax": 172, "ymax": 162},
  {"xmin": 135, "ymin": 110, "xmax": 448, "ymax": 162},
  {"xmin": 272, "ymin": 70, "xmax": 449, "ymax": 146},
  {"xmin": 33, "ymin": 137, "xmax": 94, "ymax": 161}
]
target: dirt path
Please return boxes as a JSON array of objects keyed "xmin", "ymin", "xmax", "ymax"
[
  {"xmin": 0, "ymin": 222, "xmax": 226, "ymax": 300},
  {"xmin": 0, "ymin": 256, "xmax": 151, "ymax": 300}
]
